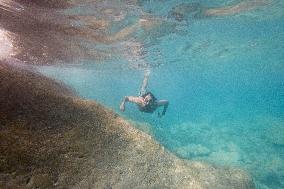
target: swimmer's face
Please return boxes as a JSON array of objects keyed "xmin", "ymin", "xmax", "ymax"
[{"xmin": 144, "ymin": 94, "xmax": 153, "ymax": 104}]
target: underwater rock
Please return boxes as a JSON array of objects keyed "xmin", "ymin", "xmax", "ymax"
[
  {"xmin": 0, "ymin": 61, "xmax": 255, "ymax": 188},
  {"xmin": 129, "ymin": 120, "xmax": 153, "ymax": 136},
  {"xmin": 26, "ymin": 174, "xmax": 53, "ymax": 189}
]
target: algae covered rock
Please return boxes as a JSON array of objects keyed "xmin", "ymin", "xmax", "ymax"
[{"xmin": 0, "ymin": 61, "xmax": 255, "ymax": 189}]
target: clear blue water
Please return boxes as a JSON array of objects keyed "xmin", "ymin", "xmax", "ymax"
[{"xmin": 38, "ymin": 1, "xmax": 284, "ymax": 188}]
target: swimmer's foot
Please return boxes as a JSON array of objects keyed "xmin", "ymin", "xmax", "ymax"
[{"xmin": 144, "ymin": 69, "xmax": 150, "ymax": 77}]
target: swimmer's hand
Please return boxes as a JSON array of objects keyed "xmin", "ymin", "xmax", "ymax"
[{"xmin": 157, "ymin": 100, "xmax": 168, "ymax": 118}]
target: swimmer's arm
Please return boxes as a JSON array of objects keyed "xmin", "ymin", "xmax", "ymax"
[
  {"xmin": 120, "ymin": 96, "xmax": 142, "ymax": 111},
  {"xmin": 157, "ymin": 100, "xmax": 169, "ymax": 116}
]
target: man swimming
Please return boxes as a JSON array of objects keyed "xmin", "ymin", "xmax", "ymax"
[{"xmin": 120, "ymin": 70, "xmax": 169, "ymax": 117}]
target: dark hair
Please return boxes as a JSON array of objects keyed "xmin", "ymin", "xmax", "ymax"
[{"xmin": 141, "ymin": 92, "xmax": 157, "ymax": 101}]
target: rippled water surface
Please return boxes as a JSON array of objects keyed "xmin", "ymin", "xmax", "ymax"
[{"xmin": 38, "ymin": 0, "xmax": 284, "ymax": 188}]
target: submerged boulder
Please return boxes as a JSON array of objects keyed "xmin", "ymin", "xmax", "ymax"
[{"xmin": 0, "ymin": 61, "xmax": 255, "ymax": 189}]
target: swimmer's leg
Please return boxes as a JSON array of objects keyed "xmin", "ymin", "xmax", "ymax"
[{"xmin": 139, "ymin": 69, "xmax": 150, "ymax": 96}]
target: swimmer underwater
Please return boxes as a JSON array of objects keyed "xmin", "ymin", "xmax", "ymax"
[{"xmin": 120, "ymin": 71, "xmax": 169, "ymax": 117}]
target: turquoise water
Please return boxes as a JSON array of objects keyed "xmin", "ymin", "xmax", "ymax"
[{"xmin": 39, "ymin": 1, "xmax": 284, "ymax": 189}]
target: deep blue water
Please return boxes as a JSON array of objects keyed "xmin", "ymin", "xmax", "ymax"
[{"xmin": 39, "ymin": 1, "xmax": 284, "ymax": 188}]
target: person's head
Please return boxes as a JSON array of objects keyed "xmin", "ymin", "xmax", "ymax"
[
  {"xmin": 143, "ymin": 92, "xmax": 156, "ymax": 105},
  {"xmin": 144, "ymin": 94, "xmax": 153, "ymax": 103}
]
